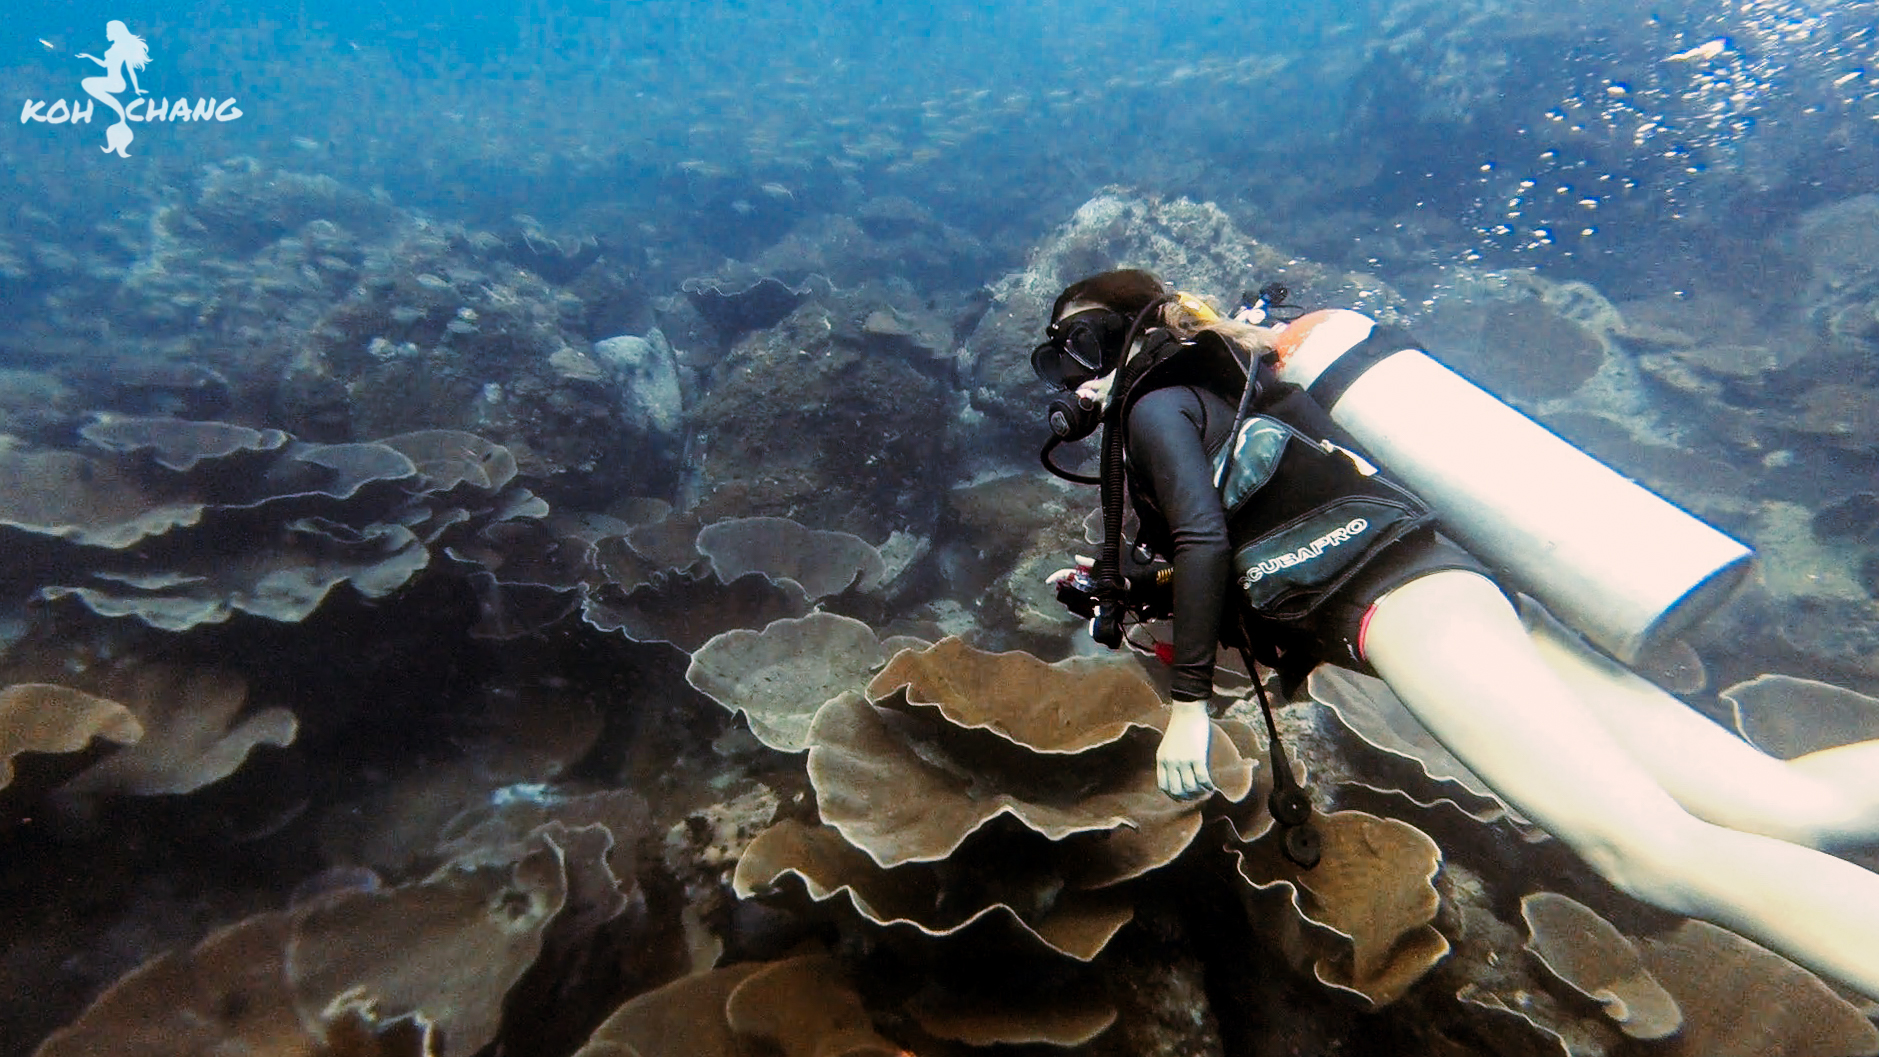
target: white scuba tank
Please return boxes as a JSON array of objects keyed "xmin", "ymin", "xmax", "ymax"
[{"xmin": 1270, "ymin": 309, "xmax": 1753, "ymax": 665}]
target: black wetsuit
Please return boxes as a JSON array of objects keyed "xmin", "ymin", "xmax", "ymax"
[
  {"xmin": 1125, "ymin": 383, "xmax": 1238, "ymax": 702},
  {"xmin": 1121, "ymin": 349, "xmax": 1482, "ymax": 703}
]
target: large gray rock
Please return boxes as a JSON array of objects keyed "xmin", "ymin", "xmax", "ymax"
[
  {"xmin": 681, "ymin": 297, "xmax": 954, "ymax": 542},
  {"xmin": 593, "ymin": 329, "xmax": 684, "ymax": 442},
  {"xmin": 1784, "ymin": 195, "xmax": 1879, "ymax": 362},
  {"xmin": 955, "ymin": 192, "xmax": 1410, "ymax": 458},
  {"xmin": 273, "ymin": 218, "xmax": 624, "ymax": 482}
]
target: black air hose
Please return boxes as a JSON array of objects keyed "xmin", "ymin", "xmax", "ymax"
[{"xmin": 1093, "ymin": 296, "xmax": 1174, "ymax": 602}]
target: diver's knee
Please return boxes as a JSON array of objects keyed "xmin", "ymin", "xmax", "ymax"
[
  {"xmin": 1574, "ymin": 821, "xmax": 1711, "ymax": 914},
  {"xmin": 1782, "ymin": 794, "xmax": 1872, "ymax": 852}
]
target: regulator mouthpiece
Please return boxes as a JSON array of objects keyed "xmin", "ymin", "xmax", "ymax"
[{"xmin": 1046, "ymin": 392, "xmax": 1103, "ymax": 443}]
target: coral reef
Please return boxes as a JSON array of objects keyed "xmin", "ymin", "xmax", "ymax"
[
  {"xmin": 696, "ymin": 517, "xmax": 886, "ymax": 599},
  {"xmin": 687, "ymin": 614, "xmax": 888, "ymax": 753},
  {"xmin": 1233, "ymin": 808, "xmax": 1450, "ymax": 1007},
  {"xmin": 1453, "ymin": 889, "xmax": 1879, "ymax": 1057},
  {"xmin": 1519, "ymin": 892, "xmax": 1681, "ymax": 1040},
  {"xmin": 906, "ymin": 986, "xmax": 1119, "ymax": 1048},
  {"xmin": 681, "ymin": 274, "xmax": 831, "ymax": 346},
  {"xmin": 3, "ymin": 156, "xmax": 666, "ymax": 496},
  {"xmin": 1305, "ymin": 665, "xmax": 1517, "ymax": 822},
  {"xmin": 1785, "ymin": 195, "xmax": 1879, "ymax": 364},
  {"xmin": 432, "ymin": 507, "xmax": 897, "ymax": 653},
  {"xmin": 32, "ymin": 828, "xmax": 579, "ymax": 1057},
  {"xmin": 738, "ymin": 811, "xmax": 1139, "ymax": 961},
  {"xmin": 582, "ymin": 567, "xmax": 812, "ymax": 652},
  {"xmin": 1636, "ymin": 918, "xmax": 1879, "ymax": 1057},
  {"xmin": 721, "ymin": 952, "xmax": 903, "ymax": 1057},
  {"xmin": 568, "ymin": 952, "xmax": 900, "ymax": 1057},
  {"xmin": 1723, "ymin": 673, "xmax": 1879, "ymax": 759},
  {"xmin": 946, "ymin": 470, "xmax": 1099, "ymax": 639},
  {"xmin": 31, "ymin": 910, "xmax": 363, "ymax": 1057},
  {"xmin": 822, "ymin": 639, "xmax": 1251, "ymax": 875},
  {"xmin": 0, "ymin": 684, "xmax": 142, "ymax": 791},
  {"xmin": 740, "ymin": 198, "xmax": 995, "ymax": 294},
  {"xmin": 0, "ymin": 417, "xmax": 535, "ymax": 632},
  {"xmin": 734, "ymin": 637, "xmax": 1258, "ymax": 1046},
  {"xmin": 54, "ymin": 665, "xmax": 296, "ymax": 801},
  {"xmin": 1413, "ymin": 276, "xmax": 1618, "ymax": 403},
  {"xmin": 277, "ymin": 221, "xmax": 627, "ymax": 484},
  {"xmin": 11, "ymin": 107, "xmax": 1879, "ymax": 1057}
]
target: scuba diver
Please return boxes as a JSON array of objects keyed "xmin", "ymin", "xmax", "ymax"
[{"xmin": 1030, "ymin": 268, "xmax": 1879, "ymax": 998}]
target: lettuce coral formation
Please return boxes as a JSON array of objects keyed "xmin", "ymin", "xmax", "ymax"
[{"xmin": 12, "ymin": 166, "xmax": 1879, "ymax": 1057}]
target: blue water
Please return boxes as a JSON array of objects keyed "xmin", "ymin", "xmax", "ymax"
[
  {"xmin": 6, "ymin": 0, "xmax": 1879, "ymax": 1054},
  {"xmin": 9, "ymin": 0, "xmax": 1879, "ymax": 291}
]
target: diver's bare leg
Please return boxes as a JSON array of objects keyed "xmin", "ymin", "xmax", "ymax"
[
  {"xmin": 1521, "ymin": 608, "xmax": 1879, "ymax": 848},
  {"xmin": 1364, "ymin": 569, "xmax": 1879, "ymax": 998},
  {"xmin": 1787, "ymin": 741, "xmax": 1879, "ymax": 817}
]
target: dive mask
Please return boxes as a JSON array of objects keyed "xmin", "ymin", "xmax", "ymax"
[{"xmin": 1030, "ymin": 309, "xmax": 1126, "ymax": 390}]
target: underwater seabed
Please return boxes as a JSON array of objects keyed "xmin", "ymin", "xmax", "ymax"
[
  {"xmin": 4, "ymin": 151, "xmax": 1879, "ymax": 1056},
  {"xmin": 8, "ymin": 472, "xmax": 1879, "ymax": 1057}
]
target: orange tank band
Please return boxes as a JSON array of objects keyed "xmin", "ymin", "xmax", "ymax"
[{"xmin": 1269, "ymin": 309, "xmax": 1344, "ymax": 371}]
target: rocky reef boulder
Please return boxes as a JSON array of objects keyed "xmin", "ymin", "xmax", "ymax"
[
  {"xmin": 745, "ymin": 196, "xmax": 994, "ymax": 294},
  {"xmin": 1783, "ymin": 194, "xmax": 1879, "ymax": 368},
  {"xmin": 276, "ymin": 221, "xmax": 647, "ymax": 493},
  {"xmin": 591, "ymin": 328, "xmax": 685, "ymax": 485},
  {"xmin": 680, "ymin": 293, "xmax": 955, "ymax": 542},
  {"xmin": 956, "ymin": 191, "xmax": 1410, "ymax": 453}
]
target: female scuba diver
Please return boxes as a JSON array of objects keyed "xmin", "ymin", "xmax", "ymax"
[{"xmin": 1030, "ymin": 268, "xmax": 1879, "ymax": 997}]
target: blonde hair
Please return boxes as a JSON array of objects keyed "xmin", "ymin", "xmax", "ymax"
[{"xmin": 1159, "ymin": 293, "xmax": 1279, "ymax": 362}]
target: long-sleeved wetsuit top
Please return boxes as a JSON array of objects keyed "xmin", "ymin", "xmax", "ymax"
[{"xmin": 1125, "ymin": 383, "xmax": 1238, "ymax": 702}]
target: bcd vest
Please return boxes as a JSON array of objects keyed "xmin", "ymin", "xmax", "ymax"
[{"xmin": 1123, "ymin": 330, "xmax": 1435, "ymax": 622}]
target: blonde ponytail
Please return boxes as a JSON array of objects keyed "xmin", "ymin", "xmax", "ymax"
[{"xmin": 1160, "ymin": 294, "xmax": 1280, "ymax": 359}]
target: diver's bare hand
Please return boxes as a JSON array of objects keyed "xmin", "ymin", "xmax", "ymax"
[
  {"xmin": 1074, "ymin": 374, "xmax": 1113, "ymax": 410},
  {"xmin": 1157, "ymin": 700, "xmax": 1215, "ymax": 800}
]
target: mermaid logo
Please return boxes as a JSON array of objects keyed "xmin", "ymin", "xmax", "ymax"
[
  {"xmin": 18, "ymin": 21, "xmax": 242, "ymax": 157},
  {"xmin": 77, "ymin": 21, "xmax": 150, "ymax": 157}
]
